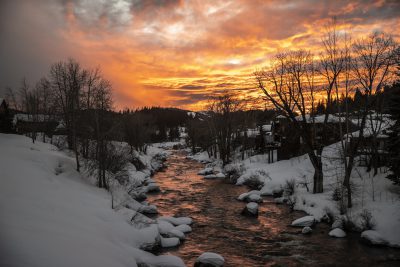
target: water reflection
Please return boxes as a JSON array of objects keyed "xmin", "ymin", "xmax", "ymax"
[{"xmin": 147, "ymin": 151, "xmax": 400, "ymax": 267}]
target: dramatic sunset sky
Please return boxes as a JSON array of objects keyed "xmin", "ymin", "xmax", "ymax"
[{"xmin": 0, "ymin": 0, "xmax": 399, "ymax": 110}]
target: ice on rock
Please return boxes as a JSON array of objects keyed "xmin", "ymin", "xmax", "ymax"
[
  {"xmin": 291, "ymin": 216, "xmax": 315, "ymax": 227},
  {"xmin": 160, "ymin": 237, "xmax": 180, "ymax": 248},
  {"xmin": 158, "ymin": 216, "xmax": 193, "ymax": 226},
  {"xmin": 194, "ymin": 252, "xmax": 225, "ymax": 267},
  {"xmin": 167, "ymin": 229, "xmax": 185, "ymax": 240},
  {"xmin": 174, "ymin": 224, "xmax": 192, "ymax": 233},
  {"xmin": 361, "ymin": 230, "xmax": 388, "ymax": 246},
  {"xmin": 302, "ymin": 226, "xmax": 312, "ymax": 234},
  {"xmin": 329, "ymin": 228, "xmax": 346, "ymax": 238},
  {"xmin": 157, "ymin": 220, "xmax": 175, "ymax": 235}
]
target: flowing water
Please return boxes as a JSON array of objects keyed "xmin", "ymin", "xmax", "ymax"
[{"xmin": 147, "ymin": 150, "xmax": 400, "ymax": 267}]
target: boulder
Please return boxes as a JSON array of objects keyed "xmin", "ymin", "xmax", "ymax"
[
  {"xmin": 329, "ymin": 228, "xmax": 346, "ymax": 238},
  {"xmin": 158, "ymin": 220, "xmax": 175, "ymax": 235},
  {"xmin": 175, "ymin": 224, "xmax": 192, "ymax": 233},
  {"xmin": 198, "ymin": 168, "xmax": 214, "ymax": 175},
  {"xmin": 216, "ymin": 173, "xmax": 226, "ymax": 179},
  {"xmin": 159, "ymin": 216, "xmax": 193, "ymax": 226},
  {"xmin": 146, "ymin": 183, "xmax": 160, "ymax": 193},
  {"xmin": 246, "ymin": 194, "xmax": 263, "ymax": 203},
  {"xmin": 204, "ymin": 174, "xmax": 218, "ymax": 179},
  {"xmin": 302, "ymin": 226, "xmax": 312, "ymax": 234},
  {"xmin": 194, "ymin": 252, "xmax": 225, "ymax": 267},
  {"xmin": 361, "ymin": 230, "xmax": 388, "ymax": 246},
  {"xmin": 291, "ymin": 216, "xmax": 315, "ymax": 227},
  {"xmin": 241, "ymin": 202, "xmax": 259, "ymax": 217},
  {"xmin": 167, "ymin": 229, "xmax": 185, "ymax": 240},
  {"xmin": 160, "ymin": 237, "xmax": 180, "ymax": 248}
]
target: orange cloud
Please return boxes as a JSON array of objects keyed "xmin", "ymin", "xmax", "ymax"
[{"xmin": 1, "ymin": 0, "xmax": 399, "ymax": 110}]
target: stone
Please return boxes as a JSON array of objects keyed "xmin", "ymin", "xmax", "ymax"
[
  {"xmin": 291, "ymin": 216, "xmax": 315, "ymax": 227},
  {"xmin": 241, "ymin": 202, "xmax": 259, "ymax": 217},
  {"xmin": 194, "ymin": 252, "xmax": 224, "ymax": 267},
  {"xmin": 302, "ymin": 226, "xmax": 312, "ymax": 234},
  {"xmin": 361, "ymin": 230, "xmax": 388, "ymax": 246},
  {"xmin": 329, "ymin": 228, "xmax": 346, "ymax": 238}
]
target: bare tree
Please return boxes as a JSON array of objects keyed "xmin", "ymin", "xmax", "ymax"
[
  {"xmin": 255, "ymin": 50, "xmax": 328, "ymax": 193},
  {"xmin": 206, "ymin": 92, "xmax": 243, "ymax": 165}
]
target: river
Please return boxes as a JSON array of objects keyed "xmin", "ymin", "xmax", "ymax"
[{"xmin": 146, "ymin": 150, "xmax": 400, "ymax": 267}]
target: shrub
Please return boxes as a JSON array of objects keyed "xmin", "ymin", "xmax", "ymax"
[
  {"xmin": 359, "ymin": 209, "xmax": 376, "ymax": 230},
  {"xmin": 283, "ymin": 178, "xmax": 296, "ymax": 196}
]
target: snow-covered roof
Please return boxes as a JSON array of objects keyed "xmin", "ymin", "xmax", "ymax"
[
  {"xmin": 345, "ymin": 115, "xmax": 395, "ymax": 139},
  {"xmin": 295, "ymin": 114, "xmax": 342, "ymax": 123},
  {"xmin": 13, "ymin": 114, "xmax": 55, "ymax": 125}
]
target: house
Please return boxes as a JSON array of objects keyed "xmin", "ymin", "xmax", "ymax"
[
  {"xmin": 0, "ymin": 98, "xmax": 13, "ymax": 133},
  {"xmin": 273, "ymin": 114, "xmax": 356, "ymax": 160},
  {"xmin": 347, "ymin": 113, "xmax": 394, "ymax": 167},
  {"xmin": 12, "ymin": 113, "xmax": 60, "ymax": 136}
]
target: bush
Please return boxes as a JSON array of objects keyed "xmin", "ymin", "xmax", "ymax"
[
  {"xmin": 359, "ymin": 209, "xmax": 376, "ymax": 230},
  {"xmin": 283, "ymin": 178, "xmax": 296, "ymax": 196},
  {"xmin": 244, "ymin": 175, "xmax": 264, "ymax": 190}
]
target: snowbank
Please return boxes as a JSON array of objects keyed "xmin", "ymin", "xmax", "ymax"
[{"xmin": 0, "ymin": 134, "xmax": 184, "ymax": 267}]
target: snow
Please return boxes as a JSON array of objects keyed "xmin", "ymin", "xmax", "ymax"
[
  {"xmin": 291, "ymin": 216, "xmax": 316, "ymax": 227},
  {"xmin": 0, "ymin": 134, "xmax": 185, "ymax": 267},
  {"xmin": 230, "ymin": 140, "xmax": 400, "ymax": 247},
  {"xmin": 160, "ymin": 237, "xmax": 181, "ymax": 248},
  {"xmin": 198, "ymin": 167, "xmax": 214, "ymax": 175},
  {"xmin": 361, "ymin": 230, "xmax": 388, "ymax": 246},
  {"xmin": 329, "ymin": 228, "xmax": 347, "ymax": 238},
  {"xmin": 158, "ymin": 216, "xmax": 193, "ymax": 226},
  {"xmin": 158, "ymin": 220, "xmax": 175, "ymax": 235},
  {"xmin": 195, "ymin": 252, "xmax": 225, "ymax": 267},
  {"xmin": 167, "ymin": 229, "xmax": 186, "ymax": 240},
  {"xmin": 302, "ymin": 226, "xmax": 313, "ymax": 234},
  {"xmin": 174, "ymin": 224, "xmax": 192, "ymax": 233},
  {"xmin": 246, "ymin": 202, "xmax": 259, "ymax": 214}
]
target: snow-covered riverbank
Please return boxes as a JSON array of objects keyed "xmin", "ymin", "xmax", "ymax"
[
  {"xmin": 0, "ymin": 134, "xmax": 188, "ymax": 267},
  {"xmin": 191, "ymin": 142, "xmax": 400, "ymax": 248}
]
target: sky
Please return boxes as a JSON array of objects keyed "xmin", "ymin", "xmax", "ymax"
[{"xmin": 0, "ymin": 0, "xmax": 399, "ymax": 110}]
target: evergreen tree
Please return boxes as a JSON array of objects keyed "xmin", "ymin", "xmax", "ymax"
[{"xmin": 386, "ymin": 82, "xmax": 400, "ymax": 184}]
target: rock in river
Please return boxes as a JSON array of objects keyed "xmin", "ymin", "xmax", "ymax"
[{"xmin": 194, "ymin": 252, "xmax": 225, "ymax": 267}]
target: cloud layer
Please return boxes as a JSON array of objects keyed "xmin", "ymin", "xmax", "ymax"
[{"xmin": 1, "ymin": 0, "xmax": 399, "ymax": 110}]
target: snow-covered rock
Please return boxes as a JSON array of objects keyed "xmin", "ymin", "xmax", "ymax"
[
  {"xmin": 194, "ymin": 252, "xmax": 225, "ymax": 267},
  {"xmin": 274, "ymin": 197, "xmax": 287, "ymax": 204},
  {"xmin": 138, "ymin": 204, "xmax": 158, "ymax": 214},
  {"xmin": 216, "ymin": 173, "xmax": 226, "ymax": 178},
  {"xmin": 291, "ymin": 216, "xmax": 315, "ymax": 227},
  {"xmin": 160, "ymin": 237, "xmax": 180, "ymax": 248},
  {"xmin": 302, "ymin": 226, "xmax": 312, "ymax": 234},
  {"xmin": 329, "ymin": 228, "xmax": 346, "ymax": 238},
  {"xmin": 237, "ymin": 190, "xmax": 261, "ymax": 201},
  {"xmin": 241, "ymin": 202, "xmax": 259, "ymax": 217},
  {"xmin": 158, "ymin": 216, "xmax": 193, "ymax": 226},
  {"xmin": 204, "ymin": 174, "xmax": 218, "ymax": 179},
  {"xmin": 158, "ymin": 220, "xmax": 175, "ymax": 235},
  {"xmin": 361, "ymin": 230, "xmax": 388, "ymax": 246},
  {"xmin": 174, "ymin": 224, "xmax": 192, "ymax": 233},
  {"xmin": 146, "ymin": 183, "xmax": 161, "ymax": 193},
  {"xmin": 198, "ymin": 167, "xmax": 214, "ymax": 175},
  {"xmin": 167, "ymin": 229, "xmax": 185, "ymax": 240},
  {"xmin": 247, "ymin": 194, "xmax": 263, "ymax": 203}
]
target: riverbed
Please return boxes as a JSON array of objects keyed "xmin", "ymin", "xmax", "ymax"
[{"xmin": 147, "ymin": 150, "xmax": 400, "ymax": 267}]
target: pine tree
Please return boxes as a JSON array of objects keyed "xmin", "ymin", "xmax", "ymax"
[{"xmin": 386, "ymin": 82, "xmax": 400, "ymax": 184}]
